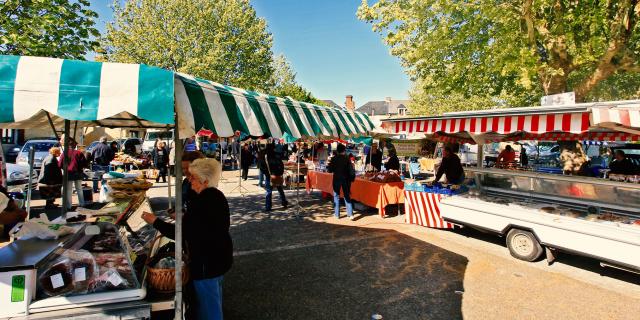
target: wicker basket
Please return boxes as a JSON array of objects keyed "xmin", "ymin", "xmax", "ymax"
[
  {"xmin": 109, "ymin": 181, "xmax": 153, "ymax": 191},
  {"xmin": 146, "ymin": 237, "xmax": 189, "ymax": 293}
]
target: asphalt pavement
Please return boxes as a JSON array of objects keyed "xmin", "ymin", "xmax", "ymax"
[{"xmin": 23, "ymin": 167, "xmax": 640, "ymax": 319}]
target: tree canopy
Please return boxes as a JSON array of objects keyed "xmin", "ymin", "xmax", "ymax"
[
  {"xmin": 358, "ymin": 0, "xmax": 640, "ymax": 115},
  {"xmin": 270, "ymin": 54, "xmax": 324, "ymax": 105},
  {"xmin": 101, "ymin": 0, "xmax": 275, "ymax": 91},
  {"xmin": 0, "ymin": 0, "xmax": 100, "ymax": 59}
]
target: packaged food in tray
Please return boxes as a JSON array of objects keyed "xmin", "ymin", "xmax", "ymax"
[
  {"xmin": 38, "ymin": 257, "xmax": 75, "ymax": 297},
  {"xmin": 89, "ymin": 253, "xmax": 138, "ymax": 292},
  {"xmin": 61, "ymin": 250, "xmax": 98, "ymax": 295},
  {"xmin": 37, "ymin": 249, "xmax": 99, "ymax": 298}
]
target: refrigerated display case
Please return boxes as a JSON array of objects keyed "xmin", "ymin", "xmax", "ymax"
[
  {"xmin": 0, "ymin": 197, "xmax": 161, "ymax": 318},
  {"xmin": 439, "ymin": 168, "xmax": 640, "ymax": 271}
]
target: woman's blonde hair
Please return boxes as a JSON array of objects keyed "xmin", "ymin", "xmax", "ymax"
[
  {"xmin": 49, "ymin": 147, "xmax": 61, "ymax": 156},
  {"xmin": 189, "ymin": 158, "xmax": 221, "ymax": 188}
]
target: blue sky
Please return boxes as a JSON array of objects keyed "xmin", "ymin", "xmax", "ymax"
[{"xmin": 89, "ymin": 0, "xmax": 410, "ymax": 107}]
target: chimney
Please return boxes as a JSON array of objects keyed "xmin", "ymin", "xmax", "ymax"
[
  {"xmin": 385, "ymin": 96, "xmax": 392, "ymax": 103},
  {"xmin": 345, "ymin": 95, "xmax": 355, "ymax": 110}
]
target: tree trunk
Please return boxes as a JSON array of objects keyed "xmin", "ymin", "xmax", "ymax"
[
  {"xmin": 558, "ymin": 141, "xmax": 587, "ymax": 174},
  {"xmin": 542, "ymin": 73, "xmax": 568, "ymax": 96}
]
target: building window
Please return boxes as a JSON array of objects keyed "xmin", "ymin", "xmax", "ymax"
[
  {"xmin": 1, "ymin": 129, "xmax": 17, "ymax": 144},
  {"xmin": 398, "ymin": 108, "xmax": 407, "ymax": 116},
  {"xmin": 129, "ymin": 131, "xmax": 139, "ymax": 138}
]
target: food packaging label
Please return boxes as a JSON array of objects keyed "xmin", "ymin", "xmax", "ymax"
[
  {"xmin": 50, "ymin": 273, "xmax": 65, "ymax": 289},
  {"xmin": 108, "ymin": 273, "xmax": 123, "ymax": 287},
  {"xmin": 74, "ymin": 267, "xmax": 86, "ymax": 282}
]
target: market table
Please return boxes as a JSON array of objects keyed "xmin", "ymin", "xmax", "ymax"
[{"xmin": 306, "ymin": 171, "xmax": 405, "ymax": 217}]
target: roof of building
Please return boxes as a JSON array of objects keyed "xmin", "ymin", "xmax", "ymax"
[
  {"xmin": 320, "ymin": 99, "xmax": 341, "ymax": 109},
  {"xmin": 356, "ymin": 99, "xmax": 410, "ymax": 116}
]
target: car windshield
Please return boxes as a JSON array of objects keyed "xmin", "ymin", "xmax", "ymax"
[
  {"xmin": 22, "ymin": 141, "xmax": 57, "ymax": 152},
  {"xmin": 146, "ymin": 132, "xmax": 172, "ymax": 140}
]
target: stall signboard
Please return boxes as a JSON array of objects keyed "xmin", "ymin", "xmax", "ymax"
[{"xmin": 393, "ymin": 140, "xmax": 421, "ymax": 157}]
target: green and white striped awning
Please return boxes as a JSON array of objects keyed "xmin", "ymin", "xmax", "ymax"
[
  {"xmin": 0, "ymin": 55, "xmax": 174, "ymax": 129},
  {"xmin": 174, "ymin": 73, "xmax": 375, "ymax": 139},
  {"xmin": 0, "ymin": 55, "xmax": 375, "ymax": 139}
]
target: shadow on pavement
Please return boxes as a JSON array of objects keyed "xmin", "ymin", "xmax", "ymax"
[{"xmin": 223, "ymin": 193, "xmax": 468, "ymax": 320}]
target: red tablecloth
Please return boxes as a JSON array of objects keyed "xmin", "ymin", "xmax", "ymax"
[
  {"xmin": 306, "ymin": 171, "xmax": 405, "ymax": 217},
  {"xmin": 403, "ymin": 190, "xmax": 454, "ymax": 229}
]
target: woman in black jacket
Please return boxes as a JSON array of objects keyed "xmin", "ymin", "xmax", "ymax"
[
  {"xmin": 142, "ymin": 158, "xmax": 231, "ymax": 320},
  {"xmin": 38, "ymin": 147, "xmax": 63, "ymax": 209},
  {"xmin": 261, "ymin": 143, "xmax": 288, "ymax": 212},
  {"xmin": 385, "ymin": 149, "xmax": 401, "ymax": 171},
  {"xmin": 152, "ymin": 141, "xmax": 169, "ymax": 183}
]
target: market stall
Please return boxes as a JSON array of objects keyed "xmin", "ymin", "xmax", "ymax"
[
  {"xmin": 0, "ymin": 54, "xmax": 376, "ymax": 318},
  {"xmin": 305, "ymin": 171, "xmax": 404, "ymax": 217},
  {"xmin": 381, "ymin": 100, "xmax": 640, "ymax": 272}
]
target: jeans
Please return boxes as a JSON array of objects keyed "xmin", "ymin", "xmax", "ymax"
[
  {"xmin": 156, "ymin": 165, "xmax": 167, "ymax": 182},
  {"xmin": 91, "ymin": 165, "xmax": 109, "ymax": 192},
  {"xmin": 66, "ymin": 179, "xmax": 85, "ymax": 209},
  {"xmin": 192, "ymin": 276, "xmax": 224, "ymax": 320},
  {"xmin": 265, "ymin": 176, "xmax": 287, "ymax": 211},
  {"xmin": 258, "ymin": 169, "xmax": 265, "ymax": 187},
  {"xmin": 332, "ymin": 178, "xmax": 353, "ymax": 218}
]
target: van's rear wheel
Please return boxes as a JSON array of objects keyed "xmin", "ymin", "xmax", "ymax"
[{"xmin": 506, "ymin": 229, "xmax": 543, "ymax": 262}]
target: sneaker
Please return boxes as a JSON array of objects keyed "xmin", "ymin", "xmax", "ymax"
[{"xmin": 349, "ymin": 216, "xmax": 356, "ymax": 221}]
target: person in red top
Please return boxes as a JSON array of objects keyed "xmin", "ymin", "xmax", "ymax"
[
  {"xmin": 58, "ymin": 134, "xmax": 87, "ymax": 209},
  {"xmin": 497, "ymin": 145, "xmax": 516, "ymax": 164}
]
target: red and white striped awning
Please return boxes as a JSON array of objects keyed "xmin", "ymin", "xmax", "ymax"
[
  {"xmin": 501, "ymin": 132, "xmax": 640, "ymax": 142},
  {"xmin": 591, "ymin": 104, "xmax": 640, "ymax": 129},
  {"xmin": 382, "ymin": 100, "xmax": 640, "ymax": 143},
  {"xmin": 389, "ymin": 112, "xmax": 590, "ymax": 135}
]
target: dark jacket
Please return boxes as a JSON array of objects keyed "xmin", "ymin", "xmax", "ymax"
[
  {"xmin": 59, "ymin": 149, "xmax": 87, "ymax": 181},
  {"xmin": 153, "ymin": 187, "xmax": 233, "ymax": 280},
  {"xmin": 328, "ymin": 153, "xmax": 353, "ymax": 181},
  {"xmin": 609, "ymin": 158, "xmax": 637, "ymax": 175},
  {"xmin": 435, "ymin": 154, "xmax": 464, "ymax": 183},
  {"xmin": 38, "ymin": 155, "xmax": 62, "ymax": 185},
  {"xmin": 181, "ymin": 179, "xmax": 197, "ymax": 211},
  {"xmin": 367, "ymin": 149, "xmax": 383, "ymax": 171},
  {"xmin": 241, "ymin": 148, "xmax": 253, "ymax": 168},
  {"xmin": 152, "ymin": 147, "xmax": 169, "ymax": 167},
  {"xmin": 263, "ymin": 153, "xmax": 284, "ymax": 176},
  {"xmin": 91, "ymin": 142, "xmax": 114, "ymax": 166},
  {"xmin": 385, "ymin": 155, "xmax": 400, "ymax": 171}
]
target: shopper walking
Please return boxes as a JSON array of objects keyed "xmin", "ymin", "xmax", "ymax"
[
  {"xmin": 257, "ymin": 149, "xmax": 266, "ymax": 187},
  {"xmin": 38, "ymin": 147, "xmax": 63, "ymax": 209},
  {"xmin": 90, "ymin": 136, "xmax": 114, "ymax": 192},
  {"xmin": 59, "ymin": 135, "xmax": 87, "ymax": 209},
  {"xmin": 262, "ymin": 143, "xmax": 288, "ymax": 212},
  {"xmin": 328, "ymin": 143, "xmax": 355, "ymax": 220},
  {"xmin": 240, "ymin": 144, "xmax": 253, "ymax": 181},
  {"xmin": 153, "ymin": 141, "xmax": 169, "ymax": 183}
]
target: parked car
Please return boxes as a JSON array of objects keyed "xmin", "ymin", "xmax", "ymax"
[
  {"xmin": 16, "ymin": 139, "xmax": 60, "ymax": 174},
  {"xmin": 5, "ymin": 145, "xmax": 22, "ymax": 163},
  {"xmin": 0, "ymin": 162, "xmax": 38, "ymax": 192},
  {"xmin": 123, "ymin": 138, "xmax": 143, "ymax": 155},
  {"xmin": 142, "ymin": 130, "xmax": 173, "ymax": 152}
]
